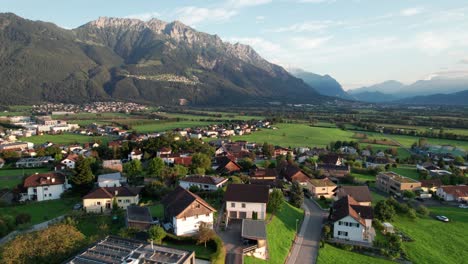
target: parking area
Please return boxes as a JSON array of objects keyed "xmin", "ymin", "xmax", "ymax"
[{"xmin": 218, "ymin": 219, "xmax": 243, "ymax": 264}]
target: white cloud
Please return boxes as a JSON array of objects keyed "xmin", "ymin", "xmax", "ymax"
[
  {"xmin": 400, "ymin": 7, "xmax": 424, "ymax": 17},
  {"xmin": 290, "ymin": 36, "xmax": 332, "ymax": 49},
  {"xmin": 256, "ymin": 16, "xmax": 266, "ymax": 23},
  {"xmin": 227, "ymin": 37, "xmax": 282, "ymax": 54},
  {"xmin": 271, "ymin": 21, "xmax": 335, "ymax": 33},
  {"xmin": 125, "ymin": 12, "xmax": 162, "ymax": 21},
  {"xmin": 174, "ymin": 6, "xmax": 237, "ymax": 26},
  {"xmin": 298, "ymin": 0, "xmax": 335, "ymax": 3},
  {"xmin": 227, "ymin": 0, "xmax": 272, "ymax": 8}
]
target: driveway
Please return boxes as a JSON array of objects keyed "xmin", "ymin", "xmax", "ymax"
[
  {"xmin": 286, "ymin": 199, "xmax": 327, "ymax": 264},
  {"xmin": 218, "ymin": 219, "xmax": 243, "ymax": 264}
]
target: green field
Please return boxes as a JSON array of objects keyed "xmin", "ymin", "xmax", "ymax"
[
  {"xmin": 317, "ymin": 243, "xmax": 394, "ymax": 264},
  {"xmin": 19, "ymin": 133, "xmax": 113, "ymax": 145},
  {"xmin": 133, "ymin": 121, "xmax": 214, "ymax": 133},
  {"xmin": 160, "ymin": 112, "xmax": 262, "ymax": 121},
  {"xmin": 232, "ymin": 124, "xmax": 357, "ymax": 148},
  {"xmin": 390, "ymin": 165, "xmax": 420, "ymax": 180},
  {"xmin": 0, "ymin": 167, "xmax": 53, "ymax": 188},
  {"xmin": 0, "ymin": 198, "xmax": 78, "ymax": 227},
  {"xmin": 393, "ymin": 207, "xmax": 468, "ymax": 264},
  {"xmin": 244, "ymin": 201, "xmax": 304, "ymax": 264}
]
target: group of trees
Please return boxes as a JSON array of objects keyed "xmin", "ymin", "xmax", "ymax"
[{"xmin": 374, "ymin": 197, "xmax": 428, "ymax": 222}]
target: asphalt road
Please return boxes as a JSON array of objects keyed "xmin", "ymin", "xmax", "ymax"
[{"xmin": 286, "ymin": 199, "xmax": 327, "ymax": 264}]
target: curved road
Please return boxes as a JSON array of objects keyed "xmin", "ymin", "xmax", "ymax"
[{"xmin": 286, "ymin": 199, "xmax": 327, "ymax": 264}]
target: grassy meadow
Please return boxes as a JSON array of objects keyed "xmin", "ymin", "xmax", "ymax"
[
  {"xmin": 0, "ymin": 167, "xmax": 53, "ymax": 188},
  {"xmin": 317, "ymin": 243, "xmax": 394, "ymax": 264},
  {"xmin": 19, "ymin": 133, "xmax": 113, "ymax": 145}
]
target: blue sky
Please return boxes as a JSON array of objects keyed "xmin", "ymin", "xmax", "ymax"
[{"xmin": 2, "ymin": 0, "xmax": 468, "ymax": 89}]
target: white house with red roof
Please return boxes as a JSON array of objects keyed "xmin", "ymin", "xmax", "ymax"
[
  {"xmin": 61, "ymin": 153, "xmax": 79, "ymax": 169},
  {"xmin": 179, "ymin": 175, "xmax": 228, "ymax": 191},
  {"xmin": 436, "ymin": 185, "xmax": 468, "ymax": 202},
  {"xmin": 20, "ymin": 172, "xmax": 71, "ymax": 202}
]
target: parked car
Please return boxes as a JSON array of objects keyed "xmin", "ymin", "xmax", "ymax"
[
  {"xmin": 436, "ymin": 215, "xmax": 449, "ymax": 222},
  {"xmin": 73, "ymin": 203, "xmax": 82, "ymax": 210},
  {"xmin": 458, "ymin": 204, "xmax": 468, "ymax": 209},
  {"xmin": 162, "ymin": 222, "xmax": 173, "ymax": 232}
]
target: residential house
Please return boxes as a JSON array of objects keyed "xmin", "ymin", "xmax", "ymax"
[
  {"xmin": 420, "ymin": 179, "xmax": 443, "ymax": 193},
  {"xmin": 279, "ymin": 164, "xmax": 310, "ymax": 186},
  {"xmin": 330, "ymin": 195, "xmax": 374, "ymax": 243},
  {"xmin": 102, "ymin": 160, "xmax": 123, "ymax": 172},
  {"xmin": 225, "ymin": 184, "xmax": 269, "ymax": 225},
  {"xmin": 98, "ymin": 172, "xmax": 126, "ymax": 187},
  {"xmin": 67, "ymin": 236, "xmax": 195, "ymax": 264},
  {"xmin": 436, "ymin": 185, "xmax": 468, "ymax": 202},
  {"xmin": 61, "ymin": 154, "xmax": 79, "ymax": 169},
  {"xmin": 161, "ymin": 186, "xmax": 216, "ymax": 236},
  {"xmin": 215, "ymin": 156, "xmax": 242, "ymax": 174},
  {"xmin": 157, "ymin": 147, "xmax": 172, "ymax": 157},
  {"xmin": 0, "ymin": 142, "xmax": 29, "ymax": 152},
  {"xmin": 315, "ymin": 164, "xmax": 350, "ymax": 178},
  {"xmin": 365, "ymin": 156, "xmax": 395, "ymax": 168},
  {"xmin": 83, "ymin": 186, "xmax": 141, "ymax": 213},
  {"xmin": 249, "ymin": 168, "xmax": 278, "ymax": 181},
  {"xmin": 334, "ymin": 186, "xmax": 372, "ymax": 206},
  {"xmin": 376, "ymin": 172, "xmax": 421, "ymax": 195},
  {"xmin": 179, "ymin": 175, "xmax": 228, "ymax": 191},
  {"xmin": 21, "ymin": 172, "xmax": 71, "ymax": 202},
  {"xmin": 309, "ymin": 178, "xmax": 337, "ymax": 199},
  {"xmin": 321, "ymin": 154, "xmax": 344, "ymax": 166},
  {"xmin": 16, "ymin": 156, "xmax": 54, "ymax": 168},
  {"xmin": 126, "ymin": 205, "xmax": 153, "ymax": 231},
  {"xmin": 128, "ymin": 149, "xmax": 143, "ymax": 160}
]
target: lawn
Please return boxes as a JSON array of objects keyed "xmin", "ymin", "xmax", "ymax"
[
  {"xmin": 163, "ymin": 240, "xmax": 215, "ymax": 260},
  {"xmin": 370, "ymin": 190, "xmax": 388, "ymax": 204},
  {"xmin": 0, "ymin": 167, "xmax": 53, "ymax": 188},
  {"xmin": 0, "ymin": 198, "xmax": 79, "ymax": 227},
  {"xmin": 244, "ymin": 201, "xmax": 304, "ymax": 264},
  {"xmin": 133, "ymin": 121, "xmax": 214, "ymax": 133},
  {"xmin": 393, "ymin": 207, "xmax": 468, "ymax": 264},
  {"xmin": 390, "ymin": 165, "xmax": 420, "ymax": 180},
  {"xmin": 351, "ymin": 173, "xmax": 376, "ymax": 182},
  {"xmin": 231, "ymin": 124, "xmax": 357, "ymax": 148},
  {"xmin": 76, "ymin": 214, "xmax": 125, "ymax": 237},
  {"xmin": 317, "ymin": 243, "xmax": 394, "ymax": 264},
  {"xmin": 19, "ymin": 133, "xmax": 113, "ymax": 145},
  {"xmin": 148, "ymin": 204, "xmax": 164, "ymax": 219}
]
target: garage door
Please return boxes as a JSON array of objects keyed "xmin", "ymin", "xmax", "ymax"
[
  {"xmin": 239, "ymin": 212, "xmax": 247, "ymax": 219},
  {"xmin": 229, "ymin": 211, "xmax": 237, "ymax": 218}
]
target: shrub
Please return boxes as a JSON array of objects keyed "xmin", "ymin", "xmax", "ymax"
[
  {"xmin": 210, "ymin": 234, "xmax": 226, "ymax": 264},
  {"xmin": 148, "ymin": 226, "xmax": 166, "ymax": 244},
  {"xmin": 15, "ymin": 213, "xmax": 31, "ymax": 225},
  {"xmin": 416, "ymin": 205, "xmax": 429, "ymax": 216}
]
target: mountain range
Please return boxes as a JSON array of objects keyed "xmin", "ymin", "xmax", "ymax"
[
  {"xmin": 0, "ymin": 13, "xmax": 326, "ymax": 106},
  {"xmin": 349, "ymin": 78, "xmax": 468, "ymax": 103},
  {"xmin": 288, "ymin": 68, "xmax": 353, "ymax": 100}
]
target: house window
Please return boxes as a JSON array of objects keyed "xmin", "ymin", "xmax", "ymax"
[
  {"xmin": 195, "ymin": 215, "xmax": 199, "ymax": 219},
  {"xmin": 44, "ymin": 187, "xmax": 48, "ymax": 191},
  {"xmin": 49, "ymin": 194, "xmax": 52, "ymax": 197},
  {"xmin": 338, "ymin": 221, "xmax": 343, "ymax": 226},
  {"xmin": 231, "ymin": 203, "xmax": 235, "ymax": 208},
  {"xmin": 125, "ymin": 199, "xmax": 130, "ymax": 203},
  {"xmin": 204, "ymin": 185, "xmax": 209, "ymax": 188},
  {"xmin": 322, "ymin": 188, "xmax": 326, "ymax": 191},
  {"xmin": 242, "ymin": 203, "xmax": 246, "ymax": 208},
  {"xmin": 338, "ymin": 231, "xmax": 348, "ymax": 236},
  {"xmin": 118, "ymin": 199, "xmax": 122, "ymax": 202},
  {"xmin": 97, "ymin": 202, "xmax": 101, "ymax": 205},
  {"xmin": 206, "ymin": 213, "xmax": 210, "ymax": 217}
]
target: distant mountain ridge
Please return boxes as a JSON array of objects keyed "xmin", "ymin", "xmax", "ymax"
[
  {"xmin": 0, "ymin": 13, "xmax": 326, "ymax": 106},
  {"xmin": 349, "ymin": 78, "xmax": 468, "ymax": 103},
  {"xmin": 289, "ymin": 68, "xmax": 353, "ymax": 100},
  {"xmin": 396, "ymin": 90, "xmax": 468, "ymax": 105}
]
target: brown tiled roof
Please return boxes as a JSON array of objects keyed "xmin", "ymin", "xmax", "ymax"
[
  {"xmin": 280, "ymin": 165, "xmax": 310, "ymax": 183},
  {"xmin": 174, "ymin": 156, "xmax": 192, "ymax": 166},
  {"xmin": 162, "ymin": 186, "xmax": 216, "ymax": 218},
  {"xmin": 23, "ymin": 172, "xmax": 66, "ymax": 188},
  {"xmin": 330, "ymin": 195, "xmax": 373, "ymax": 225},
  {"xmin": 224, "ymin": 184, "xmax": 269, "ymax": 203},
  {"xmin": 309, "ymin": 178, "xmax": 337, "ymax": 187},
  {"xmin": 335, "ymin": 186, "xmax": 372, "ymax": 204},
  {"xmin": 216, "ymin": 156, "xmax": 241, "ymax": 173},
  {"xmin": 321, "ymin": 154, "xmax": 341, "ymax": 164},
  {"xmin": 440, "ymin": 185, "xmax": 468, "ymax": 198},
  {"xmin": 63, "ymin": 153, "xmax": 79, "ymax": 162},
  {"xmin": 420, "ymin": 179, "xmax": 442, "ymax": 188},
  {"xmin": 249, "ymin": 168, "xmax": 278, "ymax": 178},
  {"xmin": 180, "ymin": 175, "xmax": 228, "ymax": 185},
  {"xmin": 83, "ymin": 186, "xmax": 141, "ymax": 199}
]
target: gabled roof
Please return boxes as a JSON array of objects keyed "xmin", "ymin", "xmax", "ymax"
[
  {"xmin": 335, "ymin": 186, "xmax": 372, "ymax": 204},
  {"xmin": 420, "ymin": 179, "xmax": 442, "ymax": 188},
  {"xmin": 63, "ymin": 153, "xmax": 79, "ymax": 162},
  {"xmin": 23, "ymin": 172, "xmax": 66, "ymax": 188},
  {"xmin": 249, "ymin": 168, "xmax": 278, "ymax": 178},
  {"xmin": 330, "ymin": 195, "xmax": 373, "ymax": 226},
  {"xmin": 216, "ymin": 156, "xmax": 241, "ymax": 173},
  {"xmin": 440, "ymin": 185, "xmax": 468, "ymax": 198},
  {"xmin": 161, "ymin": 186, "xmax": 216, "ymax": 218},
  {"xmin": 280, "ymin": 165, "xmax": 310, "ymax": 183},
  {"xmin": 321, "ymin": 154, "xmax": 341, "ymax": 164},
  {"xmin": 309, "ymin": 178, "xmax": 337, "ymax": 187},
  {"xmin": 180, "ymin": 175, "xmax": 228, "ymax": 186},
  {"xmin": 224, "ymin": 184, "xmax": 269, "ymax": 203},
  {"xmin": 83, "ymin": 186, "xmax": 141, "ymax": 199}
]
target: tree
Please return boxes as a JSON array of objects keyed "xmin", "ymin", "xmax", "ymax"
[
  {"xmin": 416, "ymin": 205, "xmax": 429, "ymax": 216},
  {"xmin": 374, "ymin": 200, "xmax": 396, "ymax": 221},
  {"xmin": 124, "ymin": 159, "xmax": 143, "ymax": 177},
  {"xmin": 197, "ymin": 223, "xmax": 215, "ymax": 247},
  {"xmin": 262, "ymin": 142, "xmax": 274, "ymax": 159},
  {"xmin": 322, "ymin": 224, "xmax": 331, "ymax": 239},
  {"xmin": 402, "ymin": 190, "xmax": 416, "ymax": 199},
  {"xmin": 191, "ymin": 153, "xmax": 211, "ymax": 172},
  {"xmin": 290, "ymin": 181, "xmax": 304, "ymax": 208},
  {"xmin": 267, "ymin": 189, "xmax": 284, "ymax": 213},
  {"xmin": 148, "ymin": 157, "xmax": 165, "ymax": 177},
  {"xmin": 238, "ymin": 158, "xmax": 254, "ymax": 171},
  {"xmin": 454, "ymin": 156, "xmax": 465, "ymax": 166},
  {"xmin": 148, "ymin": 226, "xmax": 166, "ymax": 244},
  {"xmin": 71, "ymin": 156, "xmax": 95, "ymax": 187},
  {"xmin": 1, "ymin": 224, "xmax": 85, "ymax": 264}
]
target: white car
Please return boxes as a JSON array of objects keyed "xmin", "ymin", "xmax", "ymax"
[
  {"xmin": 436, "ymin": 215, "xmax": 449, "ymax": 222},
  {"xmin": 459, "ymin": 204, "xmax": 468, "ymax": 209}
]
